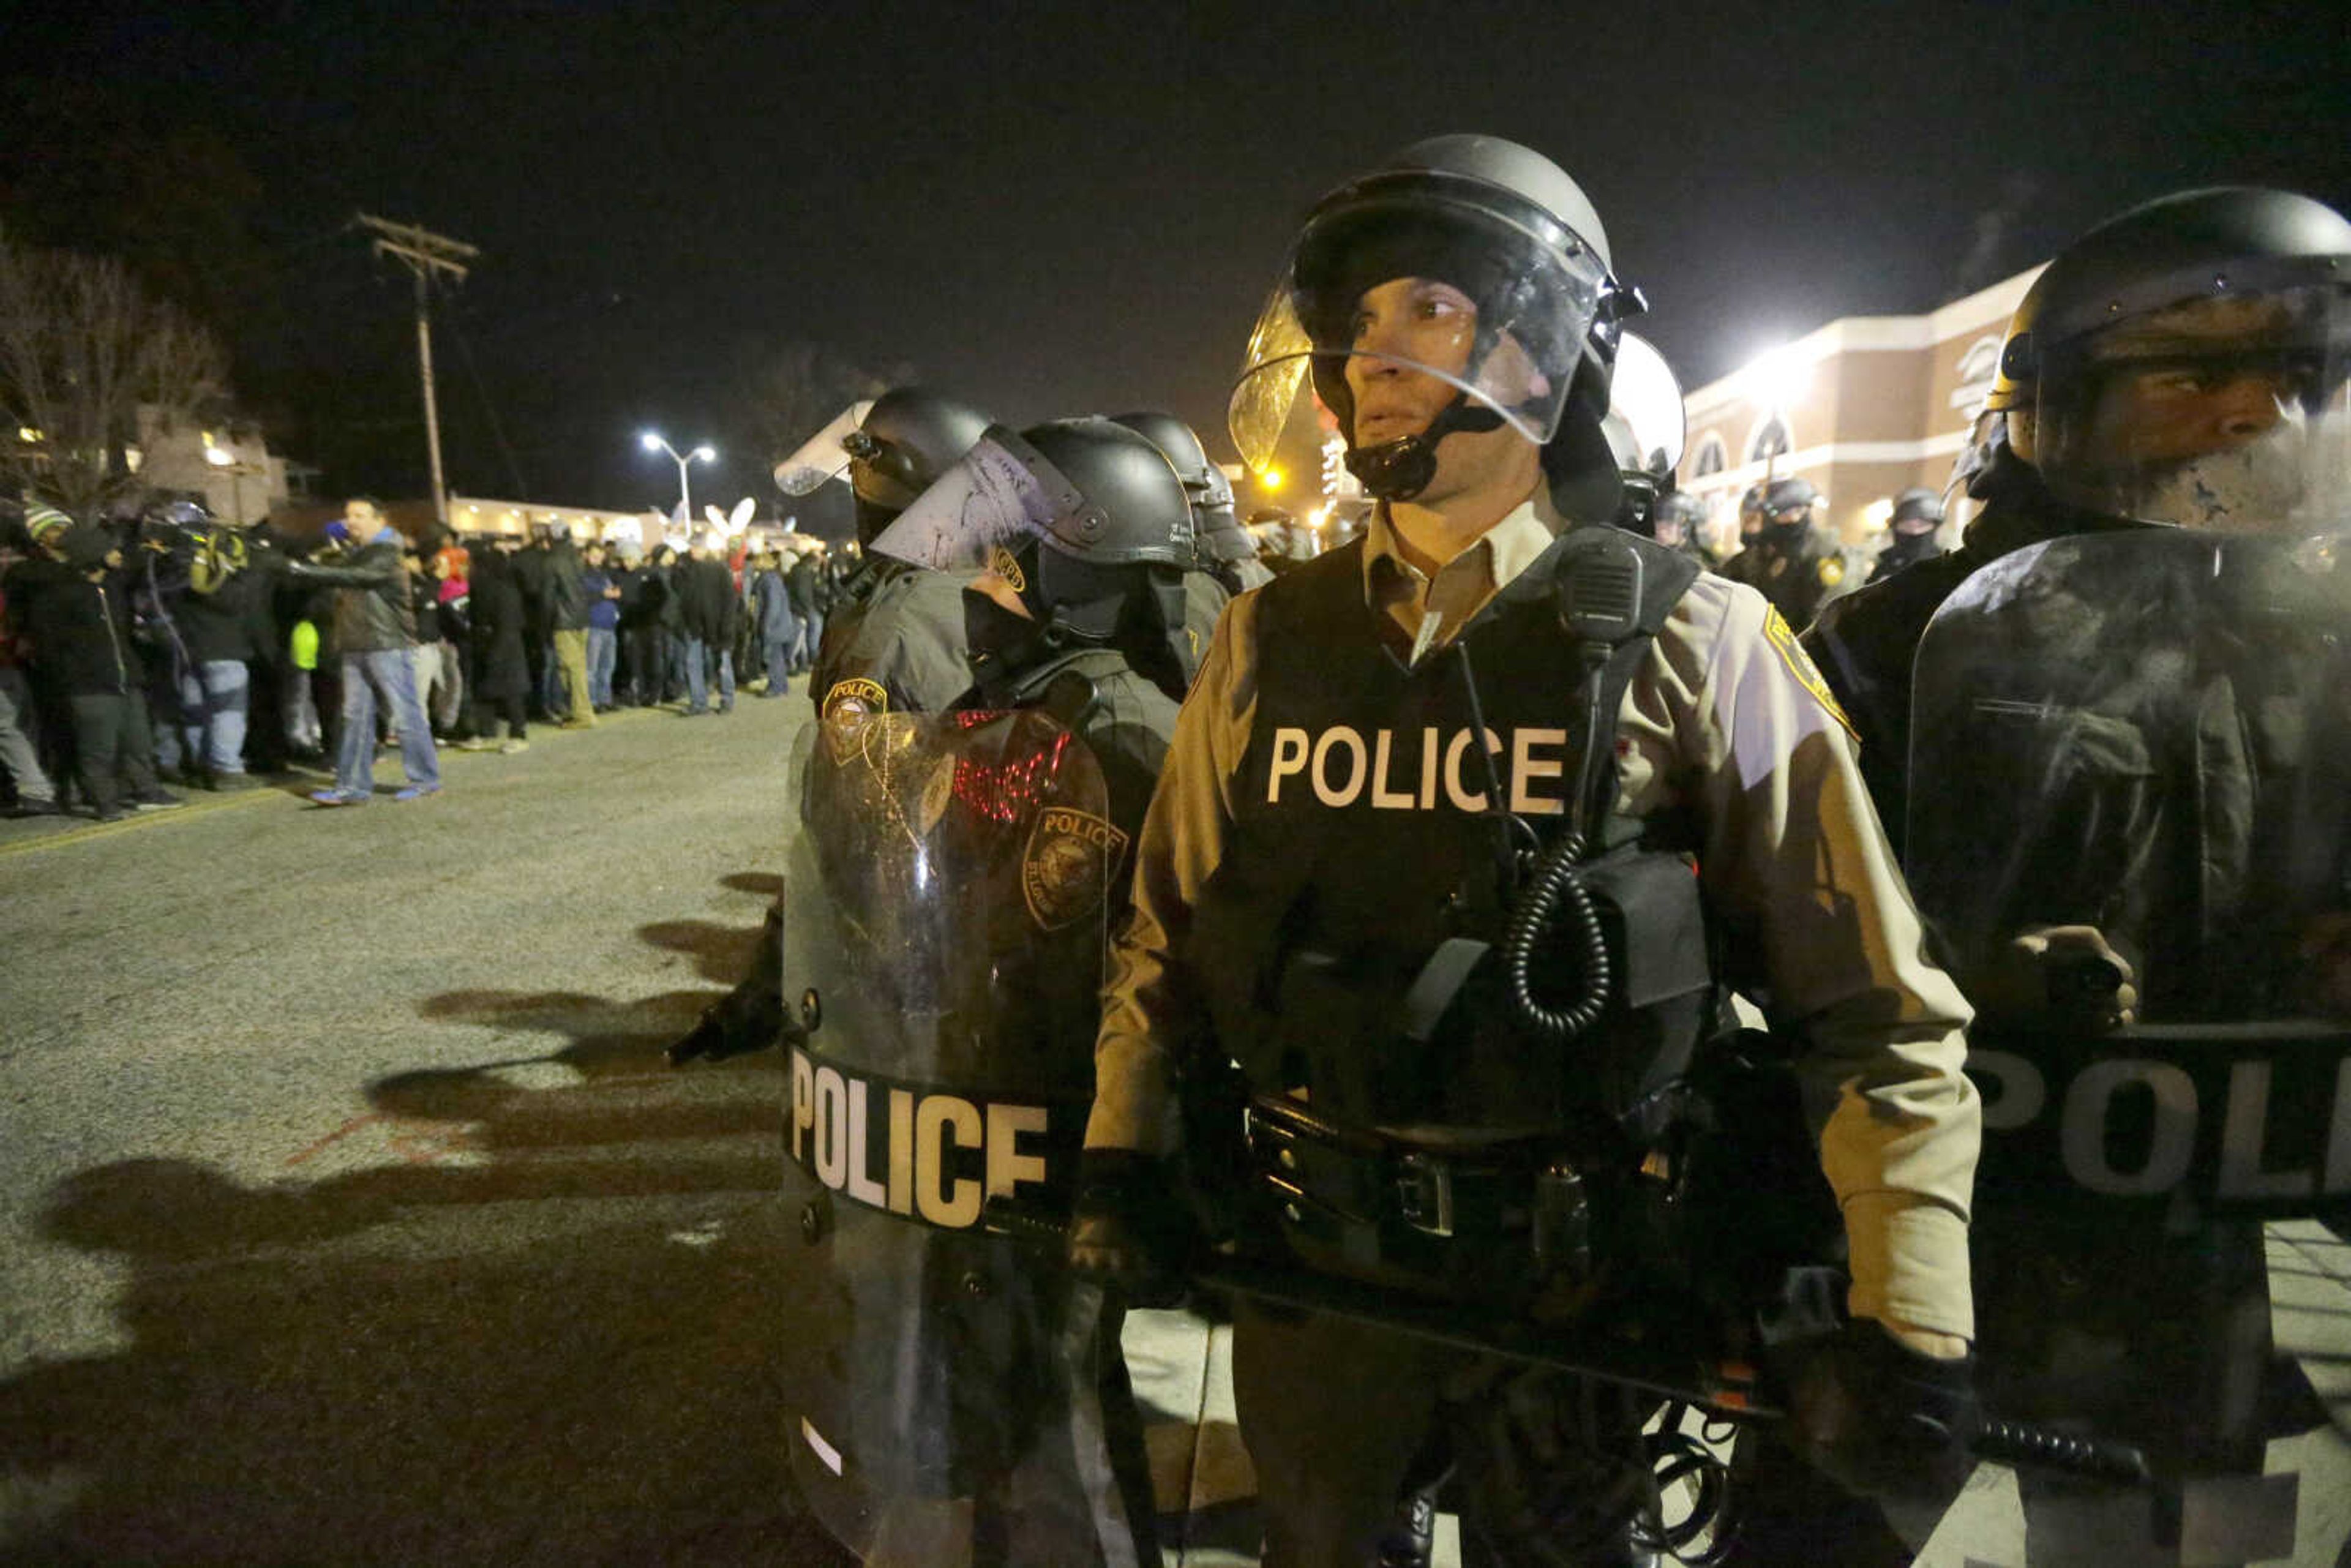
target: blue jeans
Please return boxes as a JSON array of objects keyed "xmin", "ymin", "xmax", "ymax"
[
  {"xmin": 683, "ymin": 637, "xmax": 735, "ymax": 713},
  {"xmin": 762, "ymin": 637, "xmax": 792, "ymax": 694},
  {"xmin": 179, "ymin": 658, "xmax": 251, "ymax": 775},
  {"xmin": 587, "ymin": 626, "xmax": 617, "ymax": 708},
  {"xmin": 335, "ymin": 648, "xmax": 440, "ymax": 794}
]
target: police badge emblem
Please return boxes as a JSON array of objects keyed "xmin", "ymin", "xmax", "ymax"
[{"xmin": 1021, "ymin": 806, "xmax": 1128, "ymax": 930}]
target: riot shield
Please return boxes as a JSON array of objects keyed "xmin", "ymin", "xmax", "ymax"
[
  {"xmin": 1908, "ymin": 527, "xmax": 2351, "ymax": 1214},
  {"xmin": 1905, "ymin": 526, "xmax": 2351, "ymax": 1568},
  {"xmin": 774, "ymin": 707, "xmax": 1149, "ymax": 1566}
]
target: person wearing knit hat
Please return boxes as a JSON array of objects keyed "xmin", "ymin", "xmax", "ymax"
[{"xmin": 13, "ymin": 526, "xmax": 184, "ymax": 820}]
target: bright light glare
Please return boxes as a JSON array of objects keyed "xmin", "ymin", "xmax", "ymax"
[
  {"xmin": 1259, "ymin": 467, "xmax": 1285, "ymax": 490},
  {"xmin": 1862, "ymin": 498, "xmax": 1895, "ymax": 531},
  {"xmin": 692, "ymin": 445, "xmax": 716, "ymax": 462},
  {"xmin": 640, "ymin": 431, "xmax": 664, "ymax": 452},
  {"xmin": 1741, "ymin": 344, "xmax": 1812, "ymax": 411},
  {"xmin": 204, "ymin": 446, "xmax": 234, "ymax": 467}
]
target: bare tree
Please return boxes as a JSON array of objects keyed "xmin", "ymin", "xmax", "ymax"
[
  {"xmin": 726, "ymin": 337, "xmax": 911, "ymax": 476},
  {"xmin": 0, "ymin": 228, "xmax": 230, "ymax": 514}
]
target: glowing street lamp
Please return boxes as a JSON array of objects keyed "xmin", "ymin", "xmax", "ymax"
[
  {"xmin": 1257, "ymin": 465, "xmax": 1286, "ymax": 492},
  {"xmin": 640, "ymin": 430, "xmax": 716, "ymax": 531}
]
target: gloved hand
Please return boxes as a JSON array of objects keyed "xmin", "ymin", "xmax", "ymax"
[
  {"xmin": 664, "ymin": 988, "xmax": 789, "ymax": 1066},
  {"xmin": 1973, "ymin": 924, "xmax": 2137, "ymax": 1030},
  {"xmin": 1066, "ymin": 1148, "xmax": 1191, "ymax": 1307},
  {"xmin": 1785, "ymin": 1320, "xmax": 1978, "ymax": 1505}
]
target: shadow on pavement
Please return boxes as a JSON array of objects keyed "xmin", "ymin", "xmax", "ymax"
[{"xmin": 0, "ymin": 880, "xmax": 849, "ymax": 1567}]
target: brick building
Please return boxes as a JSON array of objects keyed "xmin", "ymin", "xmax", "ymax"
[{"xmin": 1674, "ymin": 264, "xmax": 2045, "ymax": 560}]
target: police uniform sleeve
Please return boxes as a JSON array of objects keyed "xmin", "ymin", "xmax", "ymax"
[
  {"xmin": 1086, "ymin": 591, "xmax": 1262, "ymax": 1156},
  {"xmin": 1646, "ymin": 577, "xmax": 1981, "ymax": 1340}
]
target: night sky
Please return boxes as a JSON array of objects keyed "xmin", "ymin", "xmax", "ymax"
[{"xmin": 8, "ymin": 0, "xmax": 2347, "ymax": 517}]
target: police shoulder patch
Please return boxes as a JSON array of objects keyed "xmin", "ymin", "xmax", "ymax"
[
  {"xmin": 988, "ymin": 544, "xmax": 1026, "ymax": 593},
  {"xmin": 822, "ymin": 675, "xmax": 889, "ymax": 721},
  {"xmin": 1761, "ymin": 606, "xmax": 1858, "ymax": 742},
  {"xmin": 1021, "ymin": 806, "xmax": 1129, "ymax": 931}
]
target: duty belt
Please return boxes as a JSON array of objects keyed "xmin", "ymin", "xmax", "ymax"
[{"xmin": 1244, "ymin": 1094, "xmax": 1594, "ymax": 1299}]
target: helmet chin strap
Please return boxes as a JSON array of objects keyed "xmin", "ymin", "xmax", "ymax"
[{"xmin": 1344, "ymin": 393, "xmax": 1506, "ymax": 501}]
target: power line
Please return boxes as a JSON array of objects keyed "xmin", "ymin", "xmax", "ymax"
[{"xmin": 354, "ymin": 212, "xmax": 479, "ymax": 528}]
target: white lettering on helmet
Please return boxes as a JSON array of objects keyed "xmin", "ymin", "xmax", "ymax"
[{"xmin": 1311, "ymin": 726, "xmax": 1367, "ymax": 806}]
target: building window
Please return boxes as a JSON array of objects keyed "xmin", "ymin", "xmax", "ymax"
[
  {"xmin": 1690, "ymin": 433, "xmax": 1727, "ymax": 479},
  {"xmin": 1747, "ymin": 417, "xmax": 1790, "ymax": 464}
]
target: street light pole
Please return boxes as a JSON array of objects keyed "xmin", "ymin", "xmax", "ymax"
[{"xmin": 639, "ymin": 432, "xmax": 715, "ymax": 538}]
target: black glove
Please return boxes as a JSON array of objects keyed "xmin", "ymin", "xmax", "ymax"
[
  {"xmin": 1785, "ymin": 1321, "xmax": 1978, "ymax": 1505},
  {"xmin": 1065, "ymin": 1149, "xmax": 1191, "ymax": 1307},
  {"xmin": 664, "ymin": 986, "xmax": 789, "ymax": 1066}
]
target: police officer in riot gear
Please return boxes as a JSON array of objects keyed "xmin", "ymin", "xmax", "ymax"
[
  {"xmin": 669, "ymin": 390, "xmax": 994, "ymax": 1070},
  {"xmin": 780, "ymin": 416, "xmax": 1198, "ymax": 1568},
  {"xmin": 1864, "ymin": 487, "xmax": 1944, "ymax": 583},
  {"xmin": 1067, "ymin": 133, "xmax": 1982, "ymax": 1566},
  {"xmin": 1108, "ymin": 410, "xmax": 1270, "ymax": 680},
  {"xmin": 1807, "ymin": 186, "xmax": 2351, "ymax": 858},
  {"xmin": 1649, "ymin": 490, "xmax": 1717, "ymax": 569},
  {"xmin": 1806, "ymin": 185, "xmax": 2351, "ymax": 1566},
  {"xmin": 779, "ymin": 386, "xmax": 996, "ymax": 719},
  {"xmin": 1715, "ymin": 476, "xmax": 1865, "ymax": 629}
]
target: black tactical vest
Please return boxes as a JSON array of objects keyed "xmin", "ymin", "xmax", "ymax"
[{"xmin": 1186, "ymin": 527, "xmax": 1715, "ymax": 1137}]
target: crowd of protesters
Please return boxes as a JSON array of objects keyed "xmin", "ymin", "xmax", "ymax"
[{"xmin": 0, "ymin": 493, "xmax": 852, "ymax": 820}]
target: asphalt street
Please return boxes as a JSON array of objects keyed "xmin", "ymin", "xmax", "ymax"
[
  {"xmin": 6, "ymin": 689, "xmax": 2350, "ymax": 1567},
  {"xmin": 0, "ymin": 694, "xmax": 857, "ymax": 1566}
]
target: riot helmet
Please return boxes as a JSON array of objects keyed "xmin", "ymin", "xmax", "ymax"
[
  {"xmin": 1229, "ymin": 135, "xmax": 1642, "ymax": 511},
  {"xmin": 1652, "ymin": 489, "xmax": 1706, "ymax": 548},
  {"xmin": 774, "ymin": 388, "xmax": 992, "ymax": 546},
  {"xmin": 1760, "ymin": 476, "xmax": 1819, "ymax": 540},
  {"xmin": 869, "ymin": 418, "xmax": 1193, "ymax": 656},
  {"xmin": 1109, "ymin": 410, "xmax": 1254, "ymax": 567},
  {"xmin": 1981, "ymin": 187, "xmax": 2351, "ymax": 533},
  {"xmin": 1889, "ymin": 486, "xmax": 1944, "ymax": 536},
  {"xmin": 1736, "ymin": 482, "xmax": 1768, "ymax": 543}
]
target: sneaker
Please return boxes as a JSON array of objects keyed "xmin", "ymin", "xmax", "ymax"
[
  {"xmin": 309, "ymin": 787, "xmax": 367, "ymax": 806},
  {"xmin": 392, "ymin": 782, "xmax": 440, "ymax": 802},
  {"xmin": 498, "ymin": 738, "xmax": 530, "ymax": 755},
  {"xmin": 452, "ymin": 737, "xmax": 498, "ymax": 752},
  {"xmin": 131, "ymin": 790, "xmax": 186, "ymax": 811}
]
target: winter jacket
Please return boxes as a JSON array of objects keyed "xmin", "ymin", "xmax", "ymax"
[
  {"xmin": 467, "ymin": 557, "xmax": 531, "ymax": 699},
  {"xmin": 582, "ymin": 568, "xmax": 621, "ymax": 631},
  {"xmin": 545, "ymin": 541, "xmax": 589, "ymax": 631},
  {"xmin": 17, "ymin": 560, "xmax": 144, "ymax": 696},
  {"xmin": 752, "ymin": 569, "xmax": 798, "ymax": 642},
  {"xmin": 282, "ymin": 534, "xmax": 417, "ymax": 653},
  {"xmin": 678, "ymin": 556, "xmax": 738, "ymax": 644}
]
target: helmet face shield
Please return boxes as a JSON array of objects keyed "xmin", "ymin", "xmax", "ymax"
[
  {"xmin": 865, "ymin": 427, "xmax": 1085, "ymax": 572},
  {"xmin": 1227, "ymin": 198, "xmax": 1611, "ymax": 471},
  {"xmin": 2027, "ymin": 282, "xmax": 2351, "ymax": 533},
  {"xmin": 773, "ymin": 401, "xmax": 876, "ymax": 496}
]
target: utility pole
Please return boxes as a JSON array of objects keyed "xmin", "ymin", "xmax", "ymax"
[{"xmin": 355, "ymin": 213, "xmax": 479, "ymax": 530}]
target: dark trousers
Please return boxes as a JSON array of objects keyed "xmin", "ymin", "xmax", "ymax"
[
  {"xmin": 471, "ymin": 692, "xmax": 528, "ymax": 741},
  {"xmin": 67, "ymin": 692, "xmax": 161, "ymax": 815}
]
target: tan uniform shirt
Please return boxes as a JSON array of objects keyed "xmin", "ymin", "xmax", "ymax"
[{"xmin": 1089, "ymin": 496, "xmax": 1981, "ymax": 1338}]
